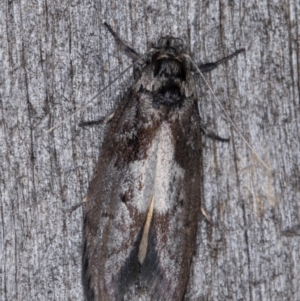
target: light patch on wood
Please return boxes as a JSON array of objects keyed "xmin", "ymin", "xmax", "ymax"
[{"xmin": 138, "ymin": 196, "xmax": 155, "ymax": 265}]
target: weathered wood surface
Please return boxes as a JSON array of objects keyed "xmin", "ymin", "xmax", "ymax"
[{"xmin": 1, "ymin": 0, "xmax": 299, "ymax": 300}]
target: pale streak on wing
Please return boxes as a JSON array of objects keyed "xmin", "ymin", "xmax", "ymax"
[{"xmin": 138, "ymin": 196, "xmax": 155, "ymax": 265}]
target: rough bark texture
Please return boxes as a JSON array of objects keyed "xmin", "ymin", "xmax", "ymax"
[{"xmin": 0, "ymin": 1, "xmax": 299, "ymax": 301}]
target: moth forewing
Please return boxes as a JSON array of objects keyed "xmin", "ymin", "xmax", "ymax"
[{"xmin": 82, "ymin": 25, "xmax": 244, "ymax": 301}]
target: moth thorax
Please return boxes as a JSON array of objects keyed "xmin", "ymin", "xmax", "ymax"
[{"xmin": 154, "ymin": 58, "xmax": 186, "ymax": 81}]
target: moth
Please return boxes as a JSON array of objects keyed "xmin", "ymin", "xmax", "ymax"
[{"xmin": 82, "ymin": 23, "xmax": 245, "ymax": 301}]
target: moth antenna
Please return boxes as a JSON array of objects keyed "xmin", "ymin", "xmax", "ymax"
[
  {"xmin": 138, "ymin": 196, "xmax": 155, "ymax": 265},
  {"xmin": 45, "ymin": 63, "xmax": 134, "ymax": 133},
  {"xmin": 187, "ymin": 56, "xmax": 270, "ymax": 171},
  {"xmin": 46, "ymin": 45, "xmax": 156, "ymax": 133}
]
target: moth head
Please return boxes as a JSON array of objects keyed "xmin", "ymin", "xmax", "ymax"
[{"xmin": 156, "ymin": 36, "xmax": 185, "ymax": 52}]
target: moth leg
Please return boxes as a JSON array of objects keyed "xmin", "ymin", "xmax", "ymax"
[
  {"xmin": 200, "ymin": 122, "xmax": 230, "ymax": 142},
  {"xmin": 104, "ymin": 22, "xmax": 143, "ymax": 79},
  {"xmin": 79, "ymin": 112, "xmax": 115, "ymax": 127},
  {"xmin": 68, "ymin": 197, "xmax": 87, "ymax": 213},
  {"xmin": 104, "ymin": 22, "xmax": 140, "ymax": 61},
  {"xmin": 196, "ymin": 102, "xmax": 230, "ymax": 142},
  {"xmin": 198, "ymin": 48, "xmax": 245, "ymax": 73}
]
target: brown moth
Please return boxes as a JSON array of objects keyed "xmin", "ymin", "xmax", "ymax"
[{"xmin": 82, "ymin": 23, "xmax": 244, "ymax": 301}]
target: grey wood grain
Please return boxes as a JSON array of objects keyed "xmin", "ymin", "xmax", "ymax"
[{"xmin": 1, "ymin": 0, "xmax": 299, "ymax": 300}]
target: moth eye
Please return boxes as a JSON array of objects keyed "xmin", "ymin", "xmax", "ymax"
[
  {"xmin": 157, "ymin": 37, "xmax": 167, "ymax": 47},
  {"xmin": 173, "ymin": 38, "xmax": 184, "ymax": 48}
]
